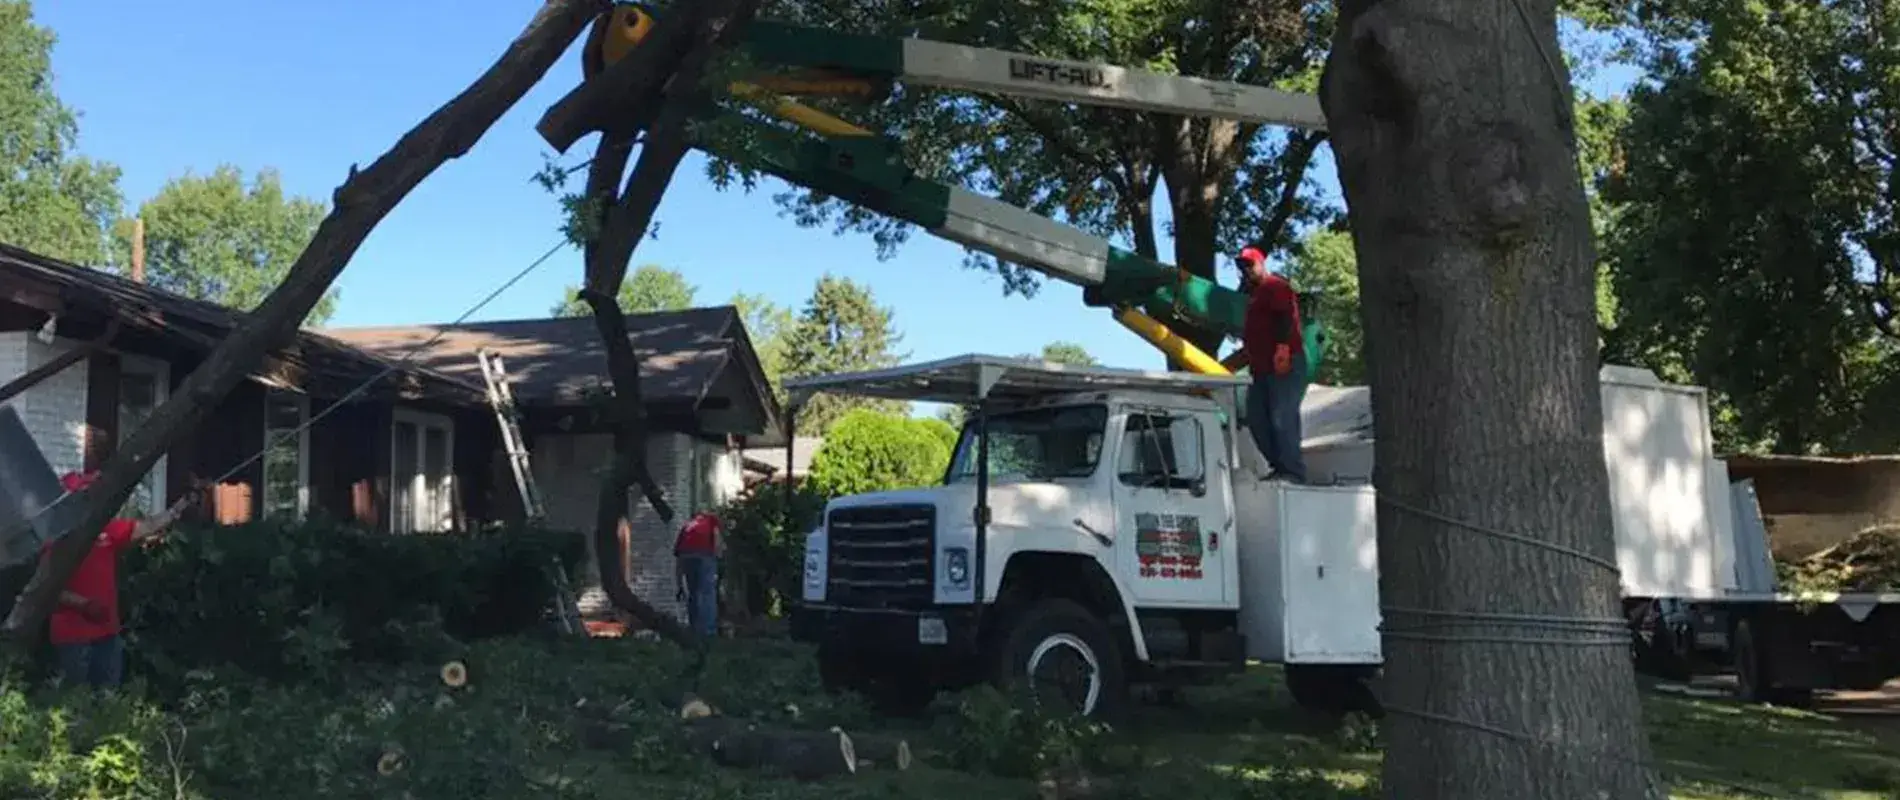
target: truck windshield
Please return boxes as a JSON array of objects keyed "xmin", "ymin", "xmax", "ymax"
[{"xmin": 946, "ymin": 404, "xmax": 1109, "ymax": 483}]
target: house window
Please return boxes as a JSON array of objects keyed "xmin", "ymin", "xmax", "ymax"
[
  {"xmin": 391, "ymin": 409, "xmax": 454, "ymax": 533},
  {"xmin": 262, "ymin": 390, "xmax": 310, "ymax": 519},
  {"xmin": 117, "ymin": 361, "xmax": 168, "ymax": 517}
]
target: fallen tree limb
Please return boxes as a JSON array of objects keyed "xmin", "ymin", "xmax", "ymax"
[
  {"xmin": 683, "ymin": 717, "xmax": 859, "ymax": 780},
  {"xmin": 1, "ymin": 0, "xmax": 602, "ymax": 644},
  {"xmin": 847, "ymin": 732, "xmax": 913, "ymax": 771}
]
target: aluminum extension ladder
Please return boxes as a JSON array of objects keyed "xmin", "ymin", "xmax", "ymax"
[{"xmin": 478, "ymin": 347, "xmax": 584, "ymax": 635}]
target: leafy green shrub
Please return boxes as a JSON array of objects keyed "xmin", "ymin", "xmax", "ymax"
[
  {"xmin": 807, "ymin": 409, "xmax": 954, "ymax": 497},
  {"xmin": 934, "ymin": 685, "xmax": 1116, "ymax": 779},
  {"xmin": 118, "ymin": 519, "xmax": 584, "ymax": 688},
  {"xmin": 716, "ymin": 482, "xmax": 828, "ymax": 618},
  {"xmin": 0, "ymin": 678, "xmax": 189, "ymax": 799}
]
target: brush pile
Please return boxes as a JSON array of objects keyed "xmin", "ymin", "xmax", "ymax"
[{"xmin": 1777, "ymin": 524, "xmax": 1900, "ymax": 592}]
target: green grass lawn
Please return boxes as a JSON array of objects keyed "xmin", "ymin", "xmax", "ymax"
[
  {"xmin": 541, "ymin": 638, "xmax": 1900, "ymax": 799},
  {"xmin": 13, "ymin": 635, "xmax": 1896, "ymax": 799}
]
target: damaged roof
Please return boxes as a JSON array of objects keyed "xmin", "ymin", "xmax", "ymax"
[{"xmin": 0, "ymin": 243, "xmax": 482, "ymax": 404}]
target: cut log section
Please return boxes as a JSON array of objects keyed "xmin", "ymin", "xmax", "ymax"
[
  {"xmin": 683, "ymin": 717, "xmax": 857, "ymax": 780},
  {"xmin": 845, "ymin": 731, "xmax": 914, "ymax": 771}
]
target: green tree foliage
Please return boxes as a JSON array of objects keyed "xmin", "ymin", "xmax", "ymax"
[
  {"xmin": 1281, "ymin": 229, "xmax": 1364, "ymax": 385},
  {"xmin": 807, "ymin": 409, "xmax": 954, "ymax": 497},
  {"xmin": 1598, "ymin": 0, "xmax": 1900, "ymax": 453},
  {"xmin": 550, "ymin": 264, "xmax": 697, "ymax": 317},
  {"xmin": 781, "ymin": 275, "xmax": 907, "ymax": 433},
  {"xmin": 116, "ymin": 165, "xmax": 331, "ymax": 321},
  {"xmin": 1034, "ymin": 341, "xmax": 1099, "ymax": 368},
  {"xmin": 0, "ymin": 0, "xmax": 122, "ymax": 265},
  {"xmin": 712, "ymin": 0, "xmax": 1337, "ymax": 359}
]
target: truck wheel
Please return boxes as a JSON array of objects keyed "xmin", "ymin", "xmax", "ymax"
[{"xmin": 992, "ymin": 599, "xmax": 1127, "ymax": 718}]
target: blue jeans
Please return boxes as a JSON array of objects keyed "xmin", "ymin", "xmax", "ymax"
[
  {"xmin": 56, "ymin": 634, "xmax": 123, "ymax": 689},
  {"xmin": 1247, "ymin": 359, "xmax": 1308, "ymax": 483},
  {"xmin": 678, "ymin": 553, "xmax": 719, "ymax": 638}
]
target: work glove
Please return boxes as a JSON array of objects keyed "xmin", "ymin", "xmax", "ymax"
[{"xmin": 1271, "ymin": 343, "xmax": 1293, "ymax": 376}]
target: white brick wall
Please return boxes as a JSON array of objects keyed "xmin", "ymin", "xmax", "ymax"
[
  {"xmin": 531, "ymin": 431, "xmax": 696, "ymax": 624},
  {"xmin": 0, "ymin": 332, "xmax": 90, "ymax": 477}
]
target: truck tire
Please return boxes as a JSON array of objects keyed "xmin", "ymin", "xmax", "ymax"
[
  {"xmin": 1732, "ymin": 618, "xmax": 1814, "ymax": 708},
  {"xmin": 991, "ymin": 598, "xmax": 1127, "ymax": 718}
]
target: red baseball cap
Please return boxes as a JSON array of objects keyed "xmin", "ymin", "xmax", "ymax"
[
  {"xmin": 1237, "ymin": 246, "xmax": 1267, "ymax": 265},
  {"xmin": 60, "ymin": 470, "xmax": 97, "ymax": 493}
]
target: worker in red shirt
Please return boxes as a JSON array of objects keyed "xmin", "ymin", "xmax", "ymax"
[
  {"xmin": 1237, "ymin": 245, "xmax": 1308, "ymax": 482},
  {"xmin": 673, "ymin": 510, "xmax": 722, "ymax": 639},
  {"xmin": 44, "ymin": 470, "xmax": 192, "ymax": 689}
]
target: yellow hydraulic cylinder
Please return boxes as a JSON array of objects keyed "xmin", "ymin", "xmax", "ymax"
[
  {"xmin": 1112, "ymin": 308, "xmax": 1230, "ymax": 375},
  {"xmin": 730, "ymin": 83, "xmax": 874, "ymax": 137}
]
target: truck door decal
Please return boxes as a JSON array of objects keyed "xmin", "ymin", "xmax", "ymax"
[{"xmin": 1135, "ymin": 512, "xmax": 1205, "ymax": 580}]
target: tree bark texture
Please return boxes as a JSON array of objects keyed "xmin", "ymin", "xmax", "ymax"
[
  {"xmin": 0, "ymin": 0, "xmax": 603, "ymax": 646},
  {"xmin": 1320, "ymin": 1, "xmax": 1659, "ymax": 798},
  {"xmin": 572, "ymin": 0, "xmax": 767, "ymax": 649}
]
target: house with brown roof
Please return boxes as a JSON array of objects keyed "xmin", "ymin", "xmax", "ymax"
[
  {"xmin": 0, "ymin": 242, "xmax": 784, "ymax": 620},
  {"xmin": 324, "ymin": 312, "xmax": 784, "ymax": 614}
]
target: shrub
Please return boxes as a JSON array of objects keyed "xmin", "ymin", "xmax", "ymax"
[
  {"xmin": 117, "ymin": 518, "xmax": 585, "ymax": 689},
  {"xmin": 0, "ymin": 679, "xmax": 187, "ymax": 799},
  {"xmin": 717, "ymin": 483, "xmax": 828, "ymax": 618},
  {"xmin": 807, "ymin": 409, "xmax": 954, "ymax": 498}
]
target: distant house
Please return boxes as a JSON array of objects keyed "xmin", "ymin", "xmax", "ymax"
[
  {"xmin": 0, "ymin": 243, "xmax": 784, "ymax": 621},
  {"xmin": 742, "ymin": 436, "xmax": 823, "ymax": 487}
]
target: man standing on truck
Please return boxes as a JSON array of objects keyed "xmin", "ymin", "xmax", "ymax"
[
  {"xmin": 1237, "ymin": 245, "xmax": 1307, "ymax": 483},
  {"xmin": 44, "ymin": 470, "xmax": 192, "ymax": 689},
  {"xmin": 673, "ymin": 510, "xmax": 722, "ymax": 639}
]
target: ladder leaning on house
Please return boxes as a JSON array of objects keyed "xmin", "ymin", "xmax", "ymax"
[{"xmin": 477, "ymin": 348, "xmax": 584, "ymax": 636}]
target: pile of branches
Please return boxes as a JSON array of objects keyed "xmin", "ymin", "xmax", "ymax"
[{"xmin": 1777, "ymin": 524, "xmax": 1900, "ymax": 593}]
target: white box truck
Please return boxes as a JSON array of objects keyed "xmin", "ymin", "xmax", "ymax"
[{"xmin": 783, "ymin": 355, "xmax": 1899, "ymax": 716}]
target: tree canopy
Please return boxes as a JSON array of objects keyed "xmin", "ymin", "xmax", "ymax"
[
  {"xmin": 713, "ymin": 0, "xmax": 1337, "ymax": 360},
  {"xmin": 781, "ymin": 275, "xmax": 907, "ymax": 434},
  {"xmin": 115, "ymin": 166, "xmax": 332, "ymax": 322},
  {"xmin": 1034, "ymin": 341, "xmax": 1099, "ymax": 368},
  {"xmin": 0, "ymin": 0, "xmax": 122, "ymax": 266},
  {"xmin": 551, "ymin": 264, "xmax": 697, "ymax": 317},
  {"xmin": 1595, "ymin": 0, "xmax": 1900, "ymax": 453}
]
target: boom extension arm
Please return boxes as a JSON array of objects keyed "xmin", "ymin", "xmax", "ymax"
[{"xmin": 556, "ymin": 4, "xmax": 1331, "ymax": 376}]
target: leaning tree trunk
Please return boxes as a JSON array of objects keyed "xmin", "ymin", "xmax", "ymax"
[
  {"xmin": 1321, "ymin": 2, "xmax": 1660, "ymax": 799},
  {"xmin": 1, "ymin": 0, "xmax": 602, "ymax": 647}
]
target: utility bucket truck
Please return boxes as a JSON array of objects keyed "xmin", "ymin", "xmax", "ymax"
[{"xmin": 785, "ymin": 354, "xmax": 1383, "ymax": 718}]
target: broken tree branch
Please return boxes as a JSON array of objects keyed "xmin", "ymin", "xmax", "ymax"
[
  {"xmin": 538, "ymin": 1, "xmax": 704, "ymax": 153},
  {"xmin": 1, "ymin": 0, "xmax": 601, "ymax": 645},
  {"xmin": 0, "ymin": 318, "xmax": 120, "ymax": 406},
  {"xmin": 576, "ymin": 0, "xmax": 768, "ymax": 649}
]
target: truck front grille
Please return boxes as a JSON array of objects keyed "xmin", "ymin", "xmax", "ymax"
[{"xmin": 826, "ymin": 504, "xmax": 935, "ymax": 610}]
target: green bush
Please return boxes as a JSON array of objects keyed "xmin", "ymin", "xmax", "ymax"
[
  {"xmin": 807, "ymin": 409, "xmax": 955, "ymax": 497},
  {"xmin": 0, "ymin": 679, "xmax": 187, "ymax": 799},
  {"xmin": 118, "ymin": 519, "xmax": 585, "ymax": 689},
  {"xmin": 717, "ymin": 483, "xmax": 828, "ymax": 618}
]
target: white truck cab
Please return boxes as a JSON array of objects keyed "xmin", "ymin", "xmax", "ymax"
[{"xmin": 785, "ymin": 354, "xmax": 1382, "ymax": 717}]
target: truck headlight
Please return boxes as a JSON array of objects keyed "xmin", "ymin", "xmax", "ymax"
[{"xmin": 944, "ymin": 547, "xmax": 970, "ymax": 589}]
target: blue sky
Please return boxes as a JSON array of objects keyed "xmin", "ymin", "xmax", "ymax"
[{"xmin": 34, "ymin": 3, "xmax": 1630, "ymax": 374}]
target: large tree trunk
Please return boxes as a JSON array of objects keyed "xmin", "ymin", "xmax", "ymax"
[
  {"xmin": 0, "ymin": 0, "xmax": 602, "ymax": 646},
  {"xmin": 1321, "ymin": 2, "xmax": 1660, "ymax": 799}
]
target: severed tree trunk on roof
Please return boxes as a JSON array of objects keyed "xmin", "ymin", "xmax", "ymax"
[
  {"xmin": 562, "ymin": 0, "xmax": 768, "ymax": 649},
  {"xmin": 1320, "ymin": 0, "xmax": 1661, "ymax": 798},
  {"xmin": 0, "ymin": 0, "xmax": 605, "ymax": 647}
]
